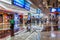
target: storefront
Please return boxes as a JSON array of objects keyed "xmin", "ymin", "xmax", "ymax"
[
  {"xmin": 30, "ymin": 7, "xmax": 36, "ymax": 24},
  {"xmin": 0, "ymin": 9, "xmax": 15, "ymax": 38},
  {"xmin": 0, "ymin": 10, "xmax": 14, "ymax": 30},
  {"xmin": 0, "ymin": 0, "xmax": 30, "ymax": 29},
  {"xmin": 19, "ymin": 14, "xmax": 23, "ymax": 24},
  {"xmin": 18, "ymin": 12, "xmax": 29, "ymax": 29},
  {"xmin": 23, "ymin": 13, "xmax": 28, "ymax": 26},
  {"xmin": 0, "ymin": 0, "xmax": 30, "ymax": 38}
]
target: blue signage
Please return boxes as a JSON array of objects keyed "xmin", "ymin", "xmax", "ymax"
[
  {"xmin": 57, "ymin": 8, "xmax": 60, "ymax": 12},
  {"xmin": 13, "ymin": 0, "xmax": 25, "ymax": 8},
  {"xmin": 12, "ymin": 0, "xmax": 30, "ymax": 10},
  {"xmin": 36, "ymin": 9, "xmax": 41, "ymax": 14},
  {"xmin": 25, "ymin": 1, "xmax": 30, "ymax": 10},
  {"xmin": 14, "ymin": 13, "xmax": 20, "ymax": 31},
  {"xmin": 50, "ymin": 8, "xmax": 60, "ymax": 12},
  {"xmin": 50, "ymin": 8, "xmax": 57, "ymax": 12}
]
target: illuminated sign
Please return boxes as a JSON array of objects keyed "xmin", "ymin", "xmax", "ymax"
[
  {"xmin": 57, "ymin": 8, "xmax": 60, "ymax": 12},
  {"xmin": 12, "ymin": 0, "xmax": 30, "ymax": 10},
  {"xmin": 12, "ymin": 0, "xmax": 25, "ymax": 8},
  {"xmin": 36, "ymin": 9, "xmax": 41, "ymax": 14},
  {"xmin": 50, "ymin": 8, "xmax": 56, "ymax": 12},
  {"xmin": 50, "ymin": 8, "xmax": 60, "ymax": 12},
  {"xmin": 14, "ymin": 13, "xmax": 19, "ymax": 31}
]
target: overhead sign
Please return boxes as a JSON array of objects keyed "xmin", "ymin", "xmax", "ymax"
[
  {"xmin": 25, "ymin": 1, "xmax": 30, "ymax": 10},
  {"xmin": 57, "ymin": 8, "xmax": 60, "ymax": 12},
  {"xmin": 50, "ymin": 8, "xmax": 56, "ymax": 12},
  {"xmin": 50, "ymin": 8, "xmax": 60, "ymax": 12},
  {"xmin": 12, "ymin": 0, "xmax": 25, "ymax": 8},
  {"xmin": 12, "ymin": 0, "xmax": 30, "ymax": 10},
  {"xmin": 14, "ymin": 13, "xmax": 19, "ymax": 31}
]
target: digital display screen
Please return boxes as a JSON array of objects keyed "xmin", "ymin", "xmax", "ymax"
[{"xmin": 13, "ymin": 0, "xmax": 25, "ymax": 8}]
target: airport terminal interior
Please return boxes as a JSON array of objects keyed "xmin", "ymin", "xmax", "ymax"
[{"xmin": 0, "ymin": 0, "xmax": 60, "ymax": 40}]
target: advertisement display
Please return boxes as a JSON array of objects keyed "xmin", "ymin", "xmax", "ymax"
[
  {"xmin": 14, "ymin": 13, "xmax": 20, "ymax": 32},
  {"xmin": 50, "ymin": 8, "xmax": 60, "ymax": 12},
  {"xmin": 12, "ymin": 0, "xmax": 25, "ymax": 8},
  {"xmin": 12, "ymin": 0, "xmax": 30, "ymax": 10},
  {"xmin": 50, "ymin": 8, "xmax": 56, "ymax": 12}
]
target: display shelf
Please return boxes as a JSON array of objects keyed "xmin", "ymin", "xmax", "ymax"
[
  {"xmin": 0, "ymin": 29, "xmax": 10, "ymax": 38},
  {"xmin": 0, "ymin": 28, "xmax": 10, "ymax": 30},
  {"xmin": 0, "ymin": 23, "xmax": 10, "ymax": 30}
]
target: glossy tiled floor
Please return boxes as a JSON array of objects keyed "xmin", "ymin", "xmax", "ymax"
[
  {"xmin": 0, "ymin": 23, "xmax": 60, "ymax": 40},
  {"xmin": 40, "ymin": 31, "xmax": 60, "ymax": 40}
]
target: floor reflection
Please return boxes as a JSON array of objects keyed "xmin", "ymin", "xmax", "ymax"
[{"xmin": 41, "ymin": 31, "xmax": 60, "ymax": 40}]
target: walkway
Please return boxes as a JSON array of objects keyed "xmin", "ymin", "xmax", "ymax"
[{"xmin": 41, "ymin": 31, "xmax": 60, "ymax": 40}]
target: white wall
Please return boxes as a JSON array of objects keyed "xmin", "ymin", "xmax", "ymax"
[
  {"xmin": 0, "ymin": 1, "xmax": 29, "ymax": 15},
  {"xmin": 30, "ymin": 7, "xmax": 36, "ymax": 13},
  {"xmin": 0, "ymin": 0, "xmax": 12, "ymax": 4}
]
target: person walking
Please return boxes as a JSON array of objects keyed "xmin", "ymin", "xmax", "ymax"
[
  {"xmin": 27, "ymin": 24, "xmax": 31, "ymax": 32},
  {"xmin": 9, "ymin": 17, "xmax": 15, "ymax": 37}
]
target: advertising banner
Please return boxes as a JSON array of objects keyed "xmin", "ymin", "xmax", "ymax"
[{"xmin": 12, "ymin": 0, "xmax": 25, "ymax": 8}]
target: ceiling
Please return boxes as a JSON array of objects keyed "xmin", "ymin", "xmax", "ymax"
[
  {"xmin": 30, "ymin": 0, "xmax": 60, "ymax": 8},
  {"xmin": 30, "ymin": 0, "xmax": 60, "ymax": 14}
]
